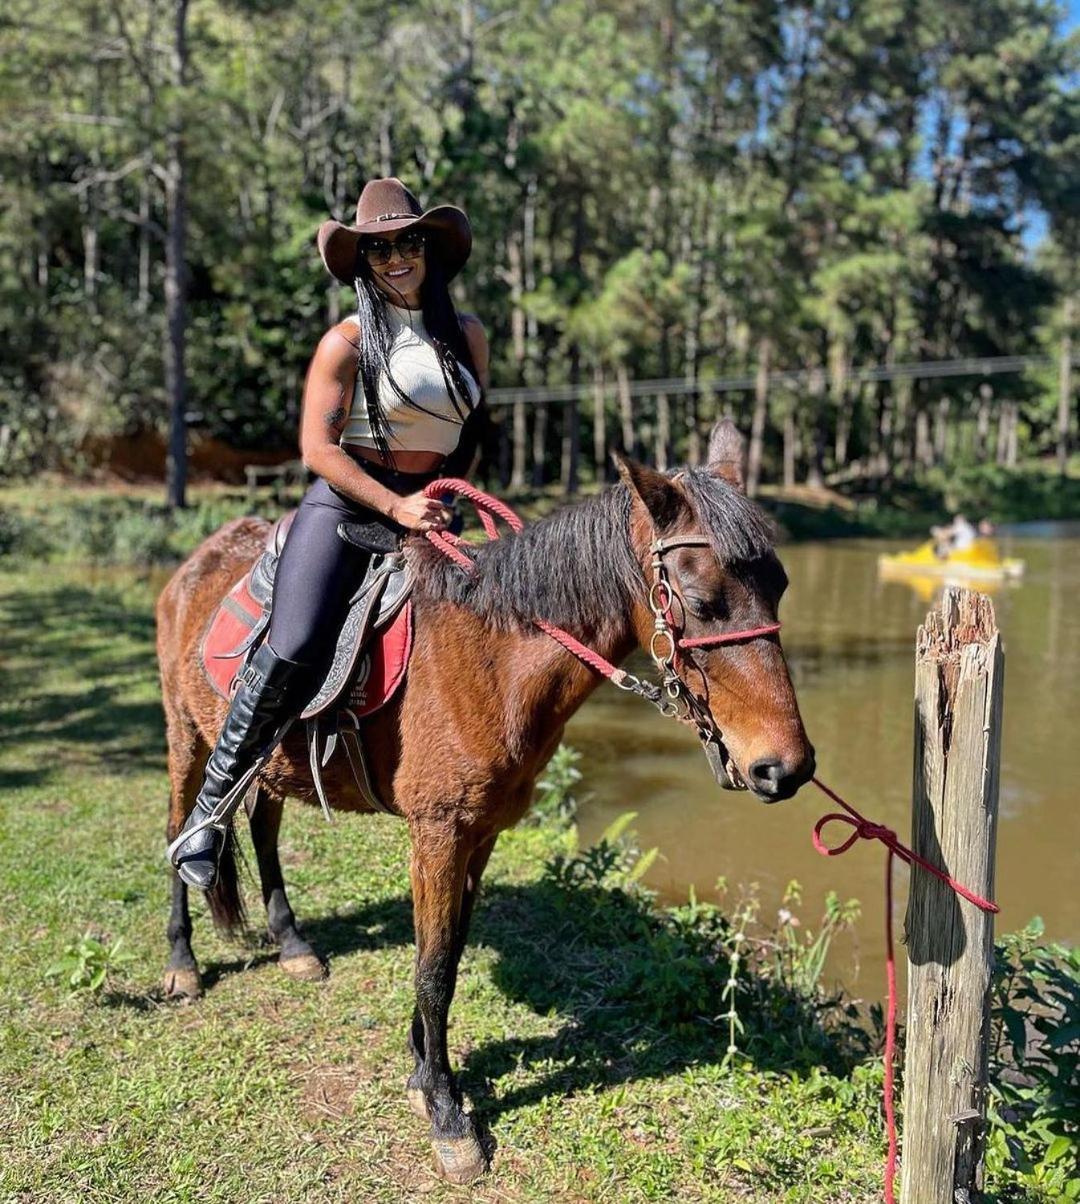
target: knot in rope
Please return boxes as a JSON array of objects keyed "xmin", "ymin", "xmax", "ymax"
[{"xmin": 813, "ymin": 810, "xmax": 897, "ymax": 856}]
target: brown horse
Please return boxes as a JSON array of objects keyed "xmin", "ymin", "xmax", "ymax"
[{"xmin": 156, "ymin": 422, "xmax": 814, "ymax": 1183}]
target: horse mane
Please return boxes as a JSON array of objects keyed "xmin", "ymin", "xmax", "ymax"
[{"xmin": 409, "ymin": 468, "xmax": 776, "ymax": 634}]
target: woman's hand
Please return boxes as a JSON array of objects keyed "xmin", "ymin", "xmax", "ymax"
[{"xmin": 390, "ymin": 492, "xmax": 453, "ymax": 532}]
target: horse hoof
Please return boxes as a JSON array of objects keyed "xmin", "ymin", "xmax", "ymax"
[
  {"xmin": 432, "ymin": 1132, "xmax": 487, "ymax": 1185},
  {"xmin": 406, "ymin": 1087, "xmax": 431, "ymax": 1121},
  {"xmin": 279, "ymin": 953, "xmax": 327, "ymax": 981},
  {"xmin": 163, "ymin": 967, "xmax": 203, "ymax": 1001}
]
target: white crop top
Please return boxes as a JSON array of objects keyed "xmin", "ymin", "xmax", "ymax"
[{"xmin": 339, "ymin": 304, "xmax": 481, "ymax": 455}]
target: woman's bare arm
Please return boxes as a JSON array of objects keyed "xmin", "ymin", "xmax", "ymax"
[{"xmin": 297, "ymin": 326, "xmax": 397, "ymax": 513}]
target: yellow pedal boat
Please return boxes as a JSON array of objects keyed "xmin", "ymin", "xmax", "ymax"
[{"xmin": 878, "ymin": 539, "xmax": 1025, "ymax": 582}]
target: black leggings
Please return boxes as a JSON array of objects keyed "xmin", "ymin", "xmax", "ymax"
[{"xmin": 265, "ymin": 466, "xmax": 436, "ymax": 668}]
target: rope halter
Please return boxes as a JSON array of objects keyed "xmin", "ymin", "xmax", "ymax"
[{"xmin": 633, "ymin": 532, "xmax": 781, "ymax": 785}]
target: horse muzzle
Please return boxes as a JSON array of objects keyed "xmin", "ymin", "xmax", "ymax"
[{"xmin": 745, "ymin": 747, "xmax": 817, "ymax": 803}]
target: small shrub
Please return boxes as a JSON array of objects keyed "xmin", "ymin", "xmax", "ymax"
[
  {"xmin": 110, "ymin": 508, "xmax": 175, "ymax": 566},
  {"xmin": 45, "ymin": 933, "xmax": 135, "ymax": 994},
  {"xmin": 987, "ymin": 918, "xmax": 1080, "ymax": 1201},
  {"xmin": 0, "ymin": 507, "xmax": 50, "ymax": 559},
  {"xmin": 528, "ymin": 742, "xmax": 586, "ymax": 828}
]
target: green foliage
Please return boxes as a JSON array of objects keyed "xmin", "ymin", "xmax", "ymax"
[
  {"xmin": 933, "ymin": 463, "xmax": 1080, "ymax": 525},
  {"xmin": 544, "ymin": 820, "xmax": 869, "ymax": 1073},
  {"xmin": 45, "ymin": 932, "xmax": 135, "ymax": 995},
  {"xmin": 528, "ymin": 742, "xmax": 585, "ymax": 829},
  {"xmin": 987, "ymin": 918, "xmax": 1080, "ymax": 1201},
  {"xmin": 1, "ymin": 0, "xmax": 1078, "ymax": 494},
  {"xmin": 0, "ymin": 488, "xmax": 256, "ymax": 566}
]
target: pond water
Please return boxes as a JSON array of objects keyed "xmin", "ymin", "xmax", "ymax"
[{"xmin": 569, "ymin": 528, "xmax": 1080, "ymax": 999}]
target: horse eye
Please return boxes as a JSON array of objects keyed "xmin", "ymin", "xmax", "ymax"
[{"xmin": 685, "ymin": 594, "xmax": 713, "ymax": 619}]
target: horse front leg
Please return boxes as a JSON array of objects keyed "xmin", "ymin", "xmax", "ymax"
[
  {"xmin": 407, "ymin": 834, "xmax": 497, "ymax": 1104},
  {"xmin": 406, "ymin": 820, "xmax": 488, "ymax": 1184}
]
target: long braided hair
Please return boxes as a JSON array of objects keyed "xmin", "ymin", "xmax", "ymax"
[{"xmin": 352, "ymin": 244, "xmax": 485, "ymax": 470}]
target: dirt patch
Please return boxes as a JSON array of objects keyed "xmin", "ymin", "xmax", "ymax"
[{"xmin": 297, "ymin": 1064, "xmax": 363, "ymax": 1121}]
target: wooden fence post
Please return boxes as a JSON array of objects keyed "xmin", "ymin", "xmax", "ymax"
[{"xmin": 901, "ymin": 588, "xmax": 1003, "ymax": 1203}]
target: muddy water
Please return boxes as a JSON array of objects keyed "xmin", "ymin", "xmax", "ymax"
[{"xmin": 569, "ymin": 529, "xmax": 1080, "ymax": 997}]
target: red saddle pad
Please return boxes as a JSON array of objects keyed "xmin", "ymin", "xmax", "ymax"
[{"xmin": 200, "ymin": 568, "xmax": 413, "ymax": 719}]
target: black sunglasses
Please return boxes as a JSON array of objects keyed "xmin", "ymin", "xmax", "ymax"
[{"xmin": 359, "ymin": 231, "xmax": 426, "ymax": 266}]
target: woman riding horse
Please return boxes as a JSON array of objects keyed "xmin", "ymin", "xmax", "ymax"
[{"xmin": 168, "ymin": 177, "xmax": 489, "ymax": 889}]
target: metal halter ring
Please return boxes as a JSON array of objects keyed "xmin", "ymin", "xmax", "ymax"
[
  {"xmin": 650, "ymin": 628, "xmax": 676, "ymax": 665},
  {"xmin": 648, "ymin": 579, "xmax": 673, "ymax": 615}
]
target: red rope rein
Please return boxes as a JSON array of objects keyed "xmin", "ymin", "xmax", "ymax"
[
  {"xmin": 809, "ymin": 775, "xmax": 998, "ymax": 1203},
  {"xmin": 422, "ymin": 479, "xmax": 1001, "ymax": 1203}
]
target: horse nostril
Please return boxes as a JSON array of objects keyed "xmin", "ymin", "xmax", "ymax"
[{"xmin": 749, "ymin": 758, "xmax": 786, "ymax": 792}]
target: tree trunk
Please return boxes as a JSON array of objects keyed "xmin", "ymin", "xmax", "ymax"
[
  {"xmin": 685, "ymin": 389, "xmax": 701, "ymax": 467},
  {"xmin": 592, "ymin": 365, "xmax": 607, "ymax": 482},
  {"xmin": 804, "ymin": 366, "xmax": 826, "ymax": 488},
  {"xmin": 510, "ymin": 402, "xmax": 527, "ymax": 492},
  {"xmin": 892, "ymin": 377, "xmax": 913, "ymax": 476},
  {"xmin": 783, "ymin": 407, "xmax": 796, "ymax": 489},
  {"xmin": 137, "ymin": 169, "xmax": 152, "ymax": 313},
  {"xmin": 876, "ymin": 383, "xmax": 893, "ymax": 477},
  {"xmin": 617, "ymin": 362, "xmax": 635, "ymax": 457},
  {"xmin": 531, "ymin": 404, "xmax": 548, "ymax": 487},
  {"xmin": 655, "ymin": 393, "xmax": 671, "ymax": 471},
  {"xmin": 506, "ymin": 219, "xmax": 528, "ymax": 491},
  {"xmin": 975, "ymin": 384, "xmax": 992, "ymax": 463},
  {"xmin": 933, "ymin": 398, "xmax": 949, "ymax": 465},
  {"xmin": 164, "ymin": 0, "xmax": 190, "ymax": 511},
  {"xmin": 561, "ymin": 394, "xmax": 580, "ymax": 495},
  {"xmin": 916, "ymin": 408, "xmax": 933, "ymax": 469},
  {"xmin": 1059, "ymin": 294, "xmax": 1075, "ymax": 474},
  {"xmin": 830, "ymin": 340, "xmax": 849, "ymax": 469},
  {"xmin": 995, "ymin": 402, "xmax": 1011, "ymax": 466},
  {"xmin": 746, "ymin": 336, "xmax": 771, "ymax": 497}
]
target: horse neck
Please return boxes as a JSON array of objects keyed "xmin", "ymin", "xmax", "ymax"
[{"xmin": 508, "ymin": 600, "xmax": 642, "ymax": 737}]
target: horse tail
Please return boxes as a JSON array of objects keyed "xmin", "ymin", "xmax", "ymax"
[{"xmin": 205, "ymin": 824, "xmax": 247, "ymax": 936}]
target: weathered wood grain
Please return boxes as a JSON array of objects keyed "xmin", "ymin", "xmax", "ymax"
[{"xmin": 901, "ymin": 588, "xmax": 1003, "ymax": 1204}]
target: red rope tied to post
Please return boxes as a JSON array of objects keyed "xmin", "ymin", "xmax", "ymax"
[
  {"xmin": 809, "ymin": 774, "xmax": 999, "ymax": 1204},
  {"xmin": 422, "ymin": 479, "xmax": 1002, "ymax": 1204}
]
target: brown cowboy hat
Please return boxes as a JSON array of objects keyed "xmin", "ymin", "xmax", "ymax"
[{"xmin": 317, "ymin": 177, "xmax": 472, "ymax": 284}]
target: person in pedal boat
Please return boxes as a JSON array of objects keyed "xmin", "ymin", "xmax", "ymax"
[
  {"xmin": 930, "ymin": 513, "xmax": 977, "ymax": 559},
  {"xmin": 168, "ymin": 177, "xmax": 489, "ymax": 889}
]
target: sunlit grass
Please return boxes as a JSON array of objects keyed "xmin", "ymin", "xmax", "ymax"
[{"xmin": 0, "ymin": 563, "xmax": 890, "ymax": 1202}]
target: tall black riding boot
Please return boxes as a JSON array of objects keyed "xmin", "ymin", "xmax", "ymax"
[{"xmin": 168, "ymin": 641, "xmax": 308, "ymax": 890}]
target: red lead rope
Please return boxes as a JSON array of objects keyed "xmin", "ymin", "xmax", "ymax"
[
  {"xmin": 809, "ymin": 776, "xmax": 998, "ymax": 1203},
  {"xmin": 423, "ymin": 479, "xmax": 1000, "ymax": 1202}
]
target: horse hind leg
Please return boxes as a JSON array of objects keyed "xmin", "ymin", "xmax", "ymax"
[{"xmin": 247, "ymin": 784, "xmax": 326, "ymax": 981}]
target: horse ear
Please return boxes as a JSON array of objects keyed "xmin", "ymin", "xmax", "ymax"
[
  {"xmin": 612, "ymin": 452, "xmax": 688, "ymax": 529},
  {"xmin": 706, "ymin": 419, "xmax": 747, "ymax": 492}
]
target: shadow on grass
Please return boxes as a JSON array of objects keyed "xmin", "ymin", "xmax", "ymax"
[
  {"xmin": 0, "ymin": 585, "xmax": 163, "ymax": 787},
  {"xmin": 292, "ymin": 871, "xmax": 871, "ymax": 1126}
]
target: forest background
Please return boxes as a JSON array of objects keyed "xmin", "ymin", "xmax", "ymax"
[{"xmin": 1, "ymin": 0, "xmax": 1078, "ymax": 514}]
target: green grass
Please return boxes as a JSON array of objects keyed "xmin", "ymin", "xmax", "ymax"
[{"xmin": 0, "ymin": 562, "xmax": 892, "ymax": 1202}]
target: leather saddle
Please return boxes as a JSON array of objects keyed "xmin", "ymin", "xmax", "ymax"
[{"xmin": 199, "ymin": 511, "xmax": 415, "ymax": 815}]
